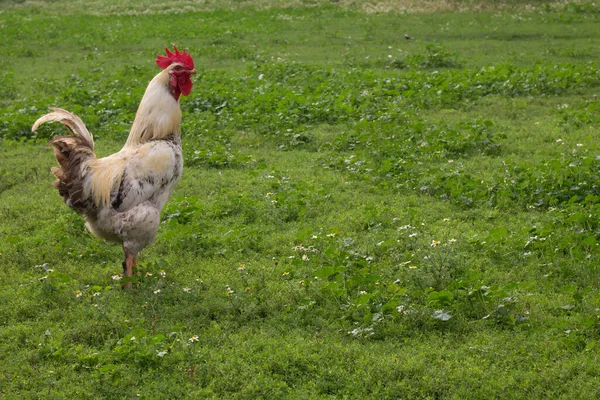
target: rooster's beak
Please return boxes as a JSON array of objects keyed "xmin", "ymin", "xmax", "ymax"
[{"xmin": 190, "ymin": 69, "xmax": 197, "ymax": 75}]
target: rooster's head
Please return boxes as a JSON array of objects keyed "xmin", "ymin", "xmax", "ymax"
[{"xmin": 156, "ymin": 46, "xmax": 196, "ymax": 100}]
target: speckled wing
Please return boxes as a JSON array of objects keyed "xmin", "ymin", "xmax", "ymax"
[{"xmin": 111, "ymin": 137, "xmax": 183, "ymax": 213}]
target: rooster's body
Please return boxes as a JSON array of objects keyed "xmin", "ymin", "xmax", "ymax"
[{"xmin": 32, "ymin": 47, "xmax": 196, "ymax": 286}]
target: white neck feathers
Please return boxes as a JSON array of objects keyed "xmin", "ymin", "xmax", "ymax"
[{"xmin": 124, "ymin": 69, "xmax": 182, "ymax": 147}]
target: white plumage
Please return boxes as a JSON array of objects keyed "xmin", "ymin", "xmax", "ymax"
[{"xmin": 32, "ymin": 48, "xmax": 196, "ymax": 287}]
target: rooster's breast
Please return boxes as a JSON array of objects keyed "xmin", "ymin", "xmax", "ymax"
[{"xmin": 112, "ymin": 136, "xmax": 183, "ymax": 213}]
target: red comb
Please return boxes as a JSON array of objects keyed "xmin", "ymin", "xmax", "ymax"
[{"xmin": 156, "ymin": 46, "xmax": 194, "ymax": 70}]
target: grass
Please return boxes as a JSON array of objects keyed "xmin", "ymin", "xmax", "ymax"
[
  {"xmin": 1, "ymin": 0, "xmax": 600, "ymax": 398},
  {"xmin": 2, "ymin": 0, "xmax": 588, "ymax": 15}
]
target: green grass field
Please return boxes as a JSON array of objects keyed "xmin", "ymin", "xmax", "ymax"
[{"xmin": 1, "ymin": 0, "xmax": 600, "ymax": 397}]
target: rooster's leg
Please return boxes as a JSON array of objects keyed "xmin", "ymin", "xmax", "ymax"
[{"xmin": 121, "ymin": 249, "xmax": 136, "ymax": 290}]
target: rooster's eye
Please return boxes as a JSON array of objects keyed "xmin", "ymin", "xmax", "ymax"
[{"xmin": 174, "ymin": 66, "xmax": 182, "ymax": 71}]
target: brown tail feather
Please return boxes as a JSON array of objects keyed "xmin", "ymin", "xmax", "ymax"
[
  {"xmin": 33, "ymin": 108, "xmax": 99, "ymax": 212},
  {"xmin": 48, "ymin": 135, "xmax": 96, "ymax": 212}
]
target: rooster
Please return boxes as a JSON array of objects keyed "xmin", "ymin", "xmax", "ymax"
[{"xmin": 32, "ymin": 46, "xmax": 196, "ymax": 287}]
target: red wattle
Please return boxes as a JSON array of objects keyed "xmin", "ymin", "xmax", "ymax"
[{"xmin": 177, "ymin": 76, "xmax": 193, "ymax": 97}]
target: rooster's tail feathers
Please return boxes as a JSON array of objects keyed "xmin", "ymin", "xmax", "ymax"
[
  {"xmin": 32, "ymin": 108, "xmax": 94, "ymax": 150},
  {"xmin": 36, "ymin": 109, "xmax": 97, "ymax": 212}
]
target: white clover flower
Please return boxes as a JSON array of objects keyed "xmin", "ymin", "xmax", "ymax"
[
  {"xmin": 156, "ymin": 350, "xmax": 168, "ymax": 357},
  {"xmin": 112, "ymin": 275, "xmax": 122, "ymax": 281}
]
